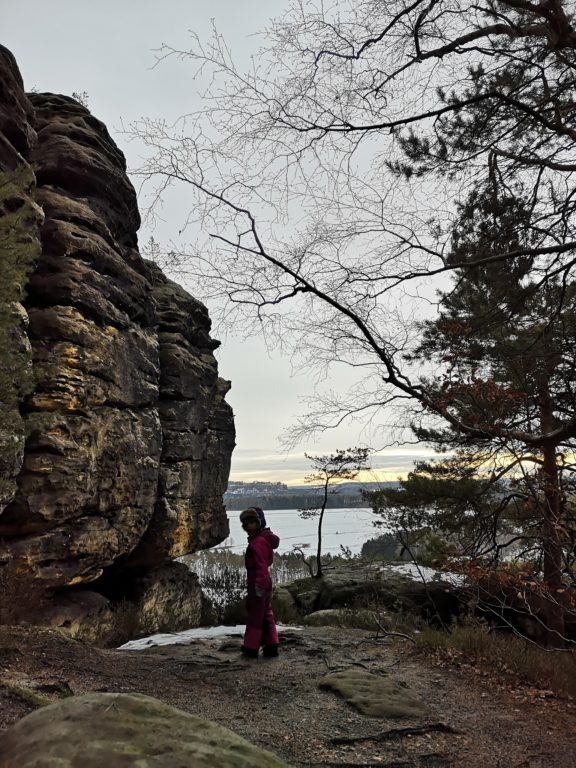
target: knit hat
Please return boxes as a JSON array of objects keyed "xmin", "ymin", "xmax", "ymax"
[
  {"xmin": 253, "ymin": 507, "xmax": 267, "ymax": 528},
  {"xmin": 239, "ymin": 508, "xmax": 261, "ymax": 525}
]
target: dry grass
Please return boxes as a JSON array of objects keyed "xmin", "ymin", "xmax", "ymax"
[{"xmin": 415, "ymin": 620, "xmax": 576, "ymax": 697}]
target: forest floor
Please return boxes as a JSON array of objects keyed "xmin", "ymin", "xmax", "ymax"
[{"xmin": 1, "ymin": 623, "xmax": 575, "ymax": 767}]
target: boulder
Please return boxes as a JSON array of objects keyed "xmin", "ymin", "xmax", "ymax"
[
  {"xmin": 319, "ymin": 669, "xmax": 427, "ymax": 719},
  {"xmin": 222, "ymin": 598, "xmax": 247, "ymax": 626},
  {"xmin": 284, "ymin": 564, "xmax": 462, "ymax": 627},
  {"xmin": 29, "ymin": 562, "xmax": 206, "ymax": 646},
  {"xmin": 0, "ymin": 692, "xmax": 289, "ymax": 767},
  {"xmin": 303, "ymin": 608, "xmax": 386, "ymax": 630},
  {"xmin": 127, "ymin": 562, "xmax": 204, "ymax": 637},
  {"xmin": 271, "ymin": 585, "xmax": 300, "ymax": 624}
]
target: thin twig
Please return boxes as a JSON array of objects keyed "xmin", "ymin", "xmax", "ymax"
[{"xmin": 371, "ymin": 613, "xmax": 416, "ymax": 643}]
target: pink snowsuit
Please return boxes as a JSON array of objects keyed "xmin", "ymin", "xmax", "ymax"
[{"xmin": 243, "ymin": 527, "xmax": 280, "ymax": 652}]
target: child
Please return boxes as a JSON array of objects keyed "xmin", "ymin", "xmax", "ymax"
[{"xmin": 239, "ymin": 507, "xmax": 280, "ymax": 658}]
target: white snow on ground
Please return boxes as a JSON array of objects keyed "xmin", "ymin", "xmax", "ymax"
[
  {"xmin": 118, "ymin": 624, "xmax": 301, "ymax": 651},
  {"xmin": 380, "ymin": 563, "xmax": 465, "ymax": 585}
]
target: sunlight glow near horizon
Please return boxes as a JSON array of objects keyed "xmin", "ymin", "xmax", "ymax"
[
  {"xmin": 228, "ymin": 447, "xmax": 440, "ymax": 485},
  {"xmin": 229, "ymin": 469, "xmax": 408, "ymax": 486}
]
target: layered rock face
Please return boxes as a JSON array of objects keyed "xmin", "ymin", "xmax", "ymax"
[
  {"xmin": 0, "ymin": 47, "xmax": 235, "ymax": 643},
  {"xmin": 0, "ymin": 48, "xmax": 43, "ymax": 513}
]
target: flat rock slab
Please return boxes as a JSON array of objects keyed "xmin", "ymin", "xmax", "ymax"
[
  {"xmin": 303, "ymin": 608, "xmax": 383, "ymax": 630},
  {"xmin": 320, "ymin": 669, "xmax": 427, "ymax": 719},
  {"xmin": 0, "ymin": 691, "xmax": 289, "ymax": 768}
]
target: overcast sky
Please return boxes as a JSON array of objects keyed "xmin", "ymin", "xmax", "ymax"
[{"xmin": 3, "ymin": 0, "xmax": 436, "ymax": 484}]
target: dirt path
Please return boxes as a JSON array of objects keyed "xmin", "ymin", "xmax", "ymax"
[{"xmin": 1, "ymin": 625, "xmax": 575, "ymax": 767}]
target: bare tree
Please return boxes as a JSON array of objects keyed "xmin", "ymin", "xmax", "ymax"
[
  {"xmin": 299, "ymin": 447, "xmax": 370, "ymax": 578},
  {"xmin": 129, "ymin": 1, "xmax": 576, "ymax": 641},
  {"xmin": 130, "ymin": 0, "xmax": 576, "ymax": 433}
]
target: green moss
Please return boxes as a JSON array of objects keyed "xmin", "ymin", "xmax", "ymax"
[
  {"xmin": 0, "ymin": 680, "xmax": 50, "ymax": 709},
  {"xmin": 319, "ymin": 669, "xmax": 427, "ymax": 718},
  {"xmin": 0, "ymin": 692, "xmax": 290, "ymax": 767},
  {"xmin": 0, "ymin": 164, "xmax": 43, "ymax": 495}
]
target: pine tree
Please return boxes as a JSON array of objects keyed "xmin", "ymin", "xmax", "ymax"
[
  {"xmin": 299, "ymin": 447, "xmax": 370, "ymax": 578},
  {"xmin": 369, "ymin": 180, "xmax": 576, "ymax": 644}
]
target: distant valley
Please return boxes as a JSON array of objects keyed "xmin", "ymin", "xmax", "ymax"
[{"xmin": 224, "ymin": 480, "xmax": 399, "ymax": 510}]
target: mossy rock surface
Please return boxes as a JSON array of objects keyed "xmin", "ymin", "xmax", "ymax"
[
  {"xmin": 284, "ymin": 565, "xmax": 461, "ymax": 626},
  {"xmin": 0, "ymin": 692, "xmax": 289, "ymax": 767},
  {"xmin": 303, "ymin": 608, "xmax": 386, "ymax": 630},
  {"xmin": 320, "ymin": 669, "xmax": 427, "ymax": 719},
  {"xmin": 0, "ymin": 681, "xmax": 49, "ymax": 709},
  {"xmin": 272, "ymin": 585, "xmax": 299, "ymax": 623},
  {"xmin": 286, "ymin": 568, "xmax": 412, "ymax": 612}
]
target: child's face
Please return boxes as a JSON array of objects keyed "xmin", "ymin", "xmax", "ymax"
[{"xmin": 242, "ymin": 518, "xmax": 259, "ymax": 534}]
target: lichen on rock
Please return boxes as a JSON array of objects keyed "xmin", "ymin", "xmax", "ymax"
[{"xmin": 320, "ymin": 669, "xmax": 427, "ymax": 719}]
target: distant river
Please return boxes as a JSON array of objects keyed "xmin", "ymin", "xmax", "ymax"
[{"xmin": 216, "ymin": 507, "xmax": 385, "ymax": 556}]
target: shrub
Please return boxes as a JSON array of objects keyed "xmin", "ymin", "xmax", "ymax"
[
  {"xmin": 415, "ymin": 618, "xmax": 576, "ymax": 697},
  {"xmin": 361, "ymin": 533, "xmax": 400, "ymax": 561}
]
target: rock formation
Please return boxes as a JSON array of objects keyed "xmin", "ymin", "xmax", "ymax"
[
  {"xmin": 268, "ymin": 564, "xmax": 462, "ymax": 629},
  {"xmin": 0, "ymin": 692, "xmax": 289, "ymax": 767},
  {"xmin": 0, "ymin": 46, "xmax": 235, "ymax": 644},
  {"xmin": 0, "ymin": 47, "xmax": 43, "ymax": 514}
]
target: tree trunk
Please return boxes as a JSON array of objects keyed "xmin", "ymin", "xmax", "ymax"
[
  {"xmin": 315, "ymin": 509, "xmax": 324, "ymax": 578},
  {"xmin": 315, "ymin": 483, "xmax": 329, "ymax": 578},
  {"xmin": 539, "ymin": 383, "xmax": 566, "ymax": 647}
]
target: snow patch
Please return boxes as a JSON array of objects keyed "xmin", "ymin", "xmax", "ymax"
[
  {"xmin": 380, "ymin": 563, "xmax": 465, "ymax": 585},
  {"xmin": 118, "ymin": 624, "xmax": 301, "ymax": 651}
]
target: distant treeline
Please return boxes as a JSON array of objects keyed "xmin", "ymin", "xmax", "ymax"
[{"xmin": 224, "ymin": 493, "xmax": 368, "ymax": 511}]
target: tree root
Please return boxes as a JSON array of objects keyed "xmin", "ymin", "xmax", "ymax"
[{"xmin": 331, "ymin": 722, "xmax": 461, "ymax": 745}]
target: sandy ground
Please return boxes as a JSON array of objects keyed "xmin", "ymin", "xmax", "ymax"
[{"xmin": 1, "ymin": 624, "xmax": 575, "ymax": 767}]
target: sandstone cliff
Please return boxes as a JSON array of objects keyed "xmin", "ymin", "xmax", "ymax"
[{"xmin": 0, "ymin": 46, "xmax": 235, "ymax": 644}]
